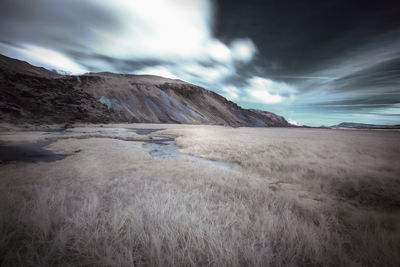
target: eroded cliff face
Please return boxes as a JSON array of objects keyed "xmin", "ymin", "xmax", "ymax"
[
  {"xmin": 76, "ymin": 72, "xmax": 290, "ymax": 126},
  {"xmin": 0, "ymin": 54, "xmax": 290, "ymax": 126}
]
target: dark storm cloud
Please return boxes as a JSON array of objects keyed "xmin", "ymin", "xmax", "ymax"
[
  {"xmin": 0, "ymin": 40, "xmax": 24, "ymax": 49},
  {"xmin": 215, "ymin": 0, "xmax": 400, "ymax": 124},
  {"xmin": 289, "ymin": 33, "xmax": 400, "ymax": 119},
  {"xmin": 330, "ymin": 57, "xmax": 400, "ymax": 90},
  {"xmin": 0, "ymin": 0, "xmax": 119, "ymax": 51},
  {"xmin": 0, "ymin": 0, "xmax": 124, "ymax": 73},
  {"xmin": 215, "ymin": 0, "xmax": 400, "ymax": 75}
]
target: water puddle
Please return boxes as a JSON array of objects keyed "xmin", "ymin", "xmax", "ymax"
[
  {"xmin": 128, "ymin": 129, "xmax": 163, "ymax": 135},
  {"xmin": 145, "ymin": 140, "xmax": 233, "ymax": 169},
  {"xmin": 43, "ymin": 129, "xmax": 66, "ymax": 135},
  {"xmin": 0, "ymin": 141, "xmax": 67, "ymax": 163},
  {"xmin": 44, "ymin": 128, "xmax": 162, "ymax": 138}
]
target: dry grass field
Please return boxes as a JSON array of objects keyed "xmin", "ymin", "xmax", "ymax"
[{"xmin": 0, "ymin": 124, "xmax": 399, "ymax": 266}]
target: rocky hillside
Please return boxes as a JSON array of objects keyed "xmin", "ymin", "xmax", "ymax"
[
  {"xmin": 0, "ymin": 54, "xmax": 290, "ymax": 126},
  {"xmin": 0, "ymin": 55, "xmax": 118, "ymax": 124}
]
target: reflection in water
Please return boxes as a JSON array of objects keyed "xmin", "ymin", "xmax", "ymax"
[
  {"xmin": 129, "ymin": 129, "xmax": 163, "ymax": 135},
  {"xmin": 0, "ymin": 141, "xmax": 67, "ymax": 163}
]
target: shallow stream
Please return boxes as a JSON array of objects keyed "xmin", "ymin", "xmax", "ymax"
[
  {"xmin": 145, "ymin": 140, "xmax": 233, "ymax": 169},
  {"xmin": 0, "ymin": 128, "xmax": 233, "ymax": 169}
]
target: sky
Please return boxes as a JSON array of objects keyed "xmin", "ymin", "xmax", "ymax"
[{"xmin": 0, "ymin": 0, "xmax": 399, "ymax": 126}]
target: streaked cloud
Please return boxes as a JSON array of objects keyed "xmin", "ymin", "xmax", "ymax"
[
  {"xmin": 0, "ymin": 43, "xmax": 87, "ymax": 74},
  {"xmin": 134, "ymin": 66, "xmax": 179, "ymax": 80},
  {"xmin": 243, "ymin": 77, "xmax": 296, "ymax": 104},
  {"xmin": 219, "ymin": 85, "xmax": 240, "ymax": 101}
]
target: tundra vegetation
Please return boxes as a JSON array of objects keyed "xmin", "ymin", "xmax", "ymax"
[{"xmin": 0, "ymin": 124, "xmax": 399, "ymax": 266}]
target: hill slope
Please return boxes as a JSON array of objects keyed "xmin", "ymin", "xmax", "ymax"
[{"xmin": 0, "ymin": 54, "xmax": 289, "ymax": 126}]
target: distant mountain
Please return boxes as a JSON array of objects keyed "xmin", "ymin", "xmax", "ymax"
[
  {"xmin": 332, "ymin": 122, "xmax": 400, "ymax": 129},
  {"xmin": 0, "ymin": 54, "xmax": 290, "ymax": 126}
]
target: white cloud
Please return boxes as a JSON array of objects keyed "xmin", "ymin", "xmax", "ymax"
[
  {"xmin": 1, "ymin": 0, "xmax": 258, "ymax": 81},
  {"xmin": 230, "ymin": 39, "xmax": 257, "ymax": 62},
  {"xmin": 206, "ymin": 41, "xmax": 232, "ymax": 62},
  {"xmin": 246, "ymin": 88, "xmax": 284, "ymax": 104},
  {"xmin": 244, "ymin": 77, "xmax": 296, "ymax": 104},
  {"xmin": 134, "ymin": 66, "xmax": 179, "ymax": 80},
  {"xmin": 288, "ymin": 120, "xmax": 301, "ymax": 126},
  {"xmin": 370, "ymin": 104, "xmax": 400, "ymax": 115},
  {"xmin": 219, "ymin": 85, "xmax": 240, "ymax": 100},
  {"xmin": 181, "ymin": 63, "xmax": 233, "ymax": 83},
  {"xmin": 88, "ymin": 0, "xmax": 212, "ymax": 61},
  {"xmin": 2, "ymin": 43, "xmax": 87, "ymax": 74},
  {"xmin": 133, "ymin": 62, "xmax": 234, "ymax": 88},
  {"xmin": 88, "ymin": 0, "xmax": 257, "ymax": 65}
]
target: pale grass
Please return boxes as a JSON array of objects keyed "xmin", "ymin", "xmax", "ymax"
[{"xmin": 0, "ymin": 125, "xmax": 399, "ymax": 266}]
